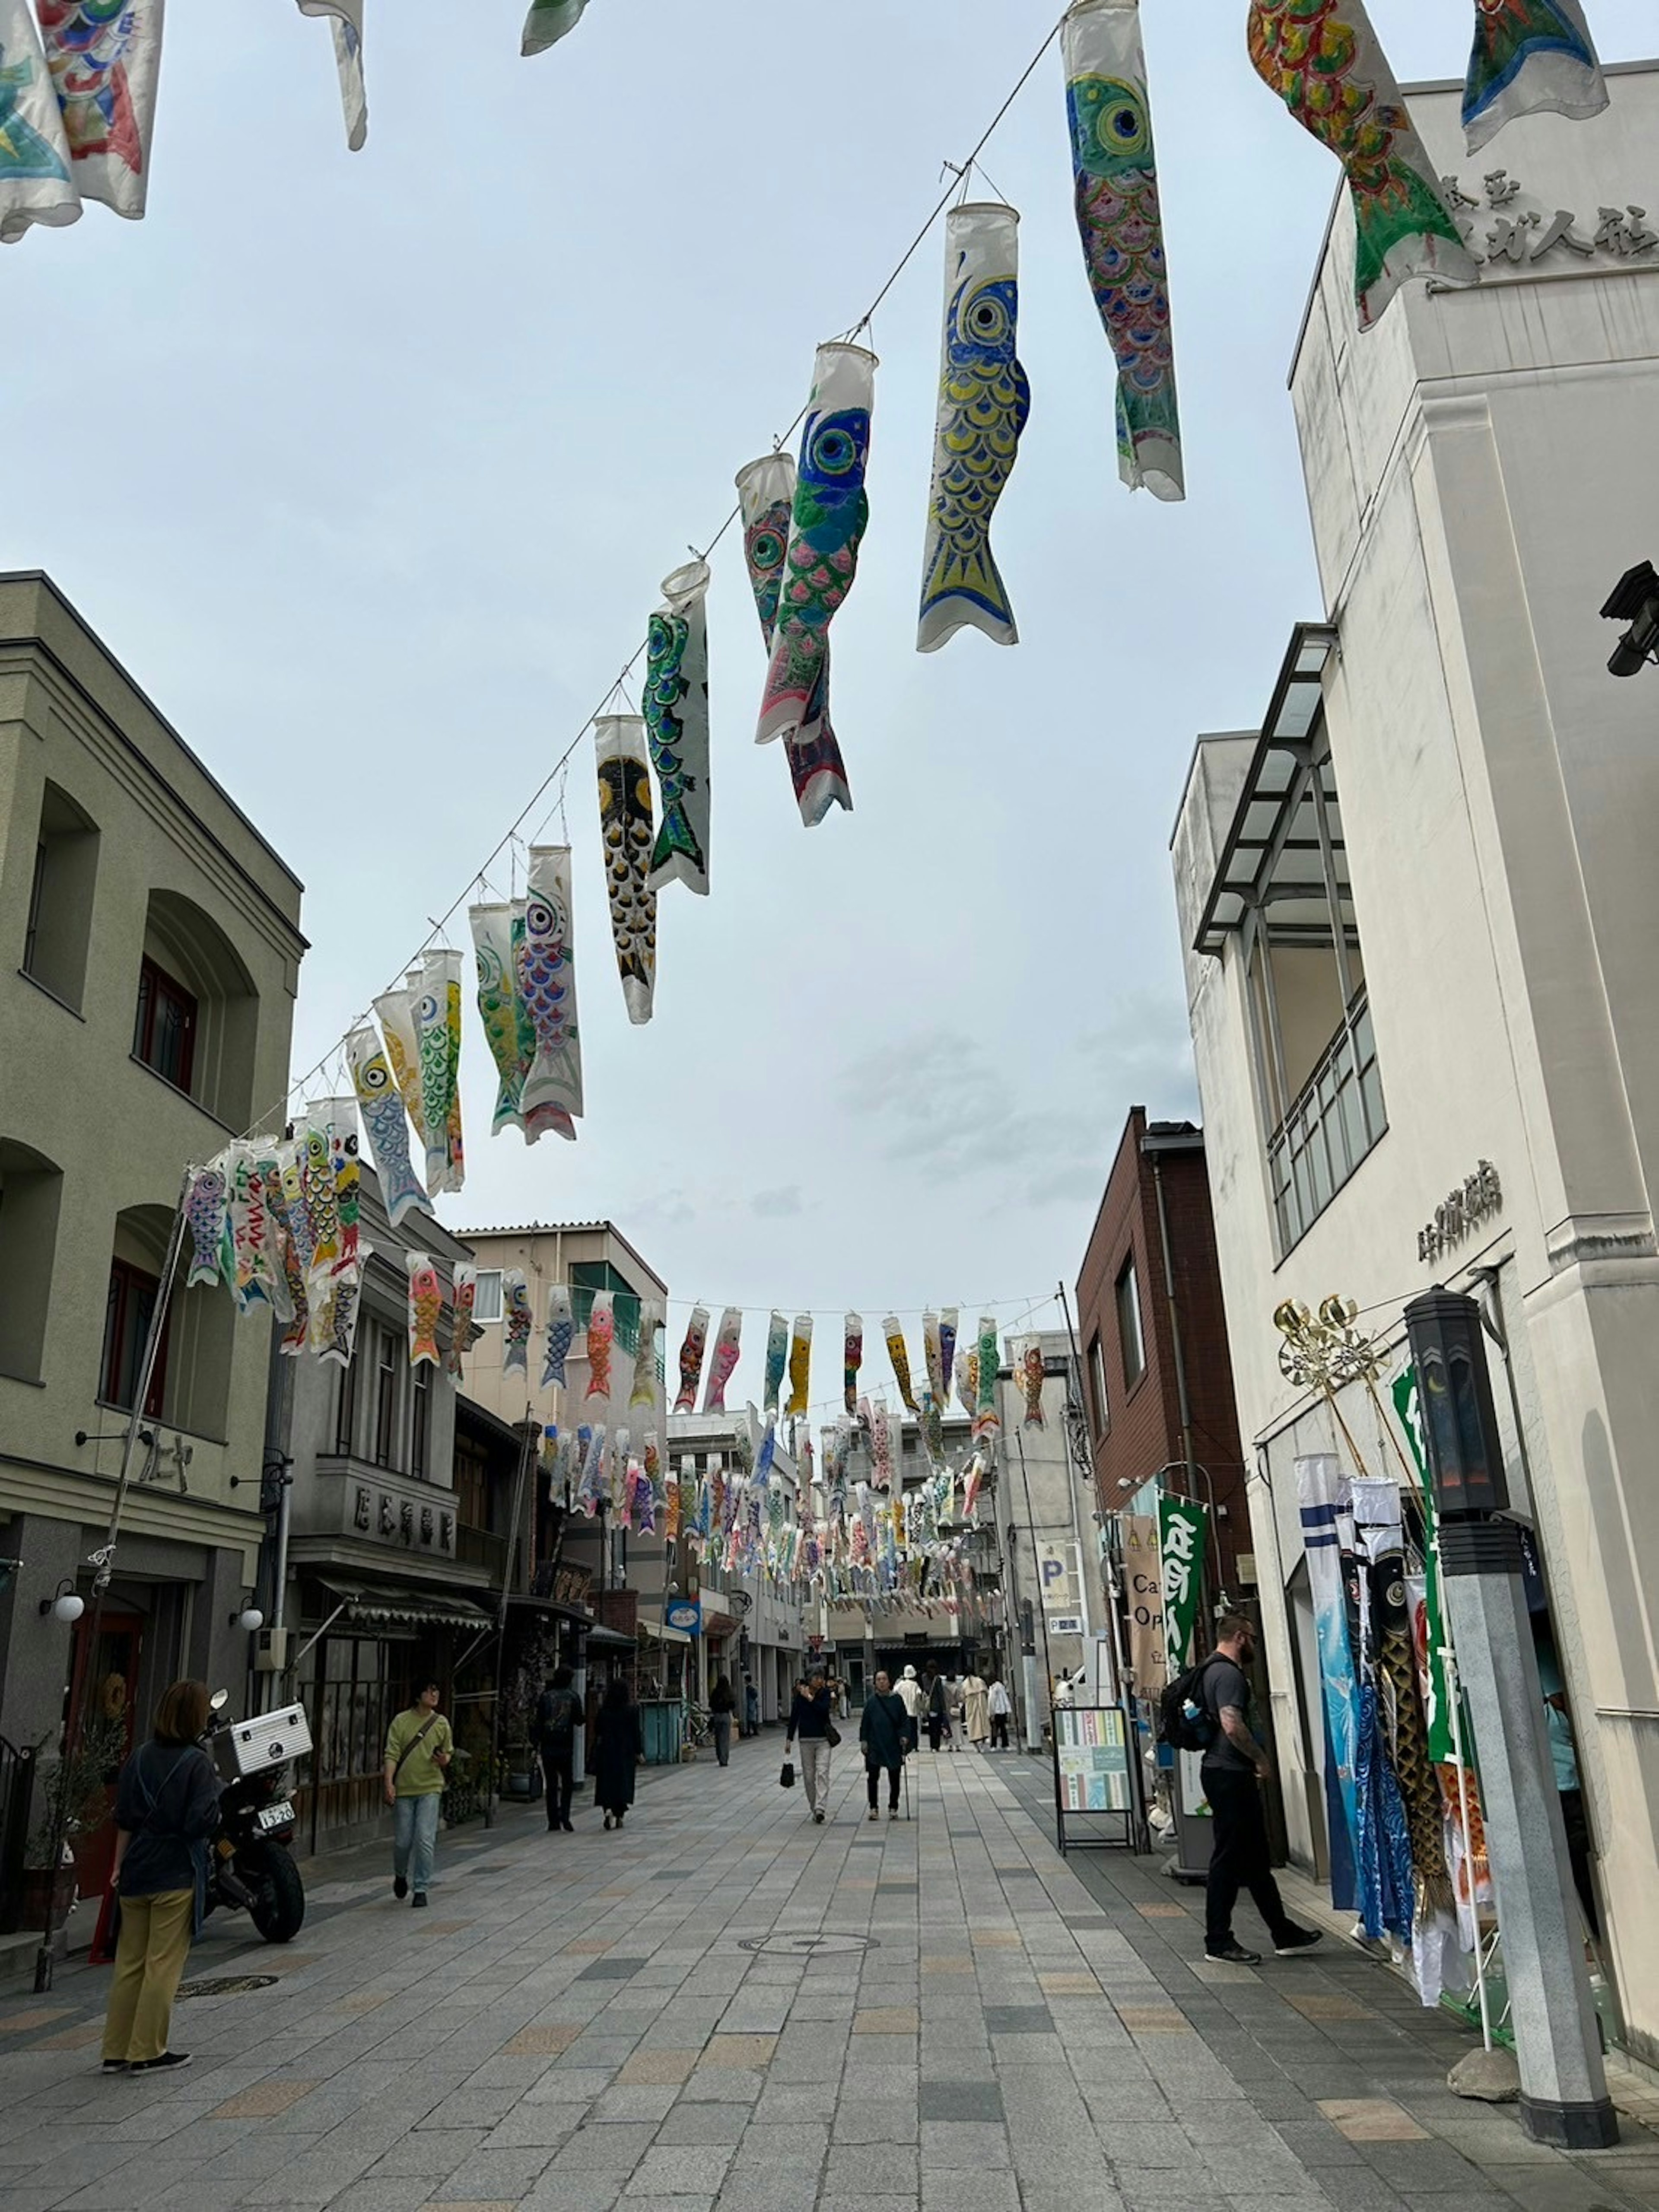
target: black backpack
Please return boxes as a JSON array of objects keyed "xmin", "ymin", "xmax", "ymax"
[{"xmin": 1157, "ymin": 1654, "xmax": 1226, "ymax": 1753}]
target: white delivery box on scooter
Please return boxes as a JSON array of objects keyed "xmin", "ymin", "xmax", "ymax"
[{"xmin": 226, "ymin": 1703, "xmax": 312, "ymax": 1777}]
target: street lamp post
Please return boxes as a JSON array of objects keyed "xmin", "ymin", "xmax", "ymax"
[{"xmin": 1600, "ymin": 559, "xmax": 1659, "ymax": 677}]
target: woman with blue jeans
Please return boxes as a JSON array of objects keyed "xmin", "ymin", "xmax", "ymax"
[{"xmin": 383, "ymin": 1679, "xmax": 451, "ymax": 1907}]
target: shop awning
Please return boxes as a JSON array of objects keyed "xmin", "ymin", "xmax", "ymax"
[
  {"xmin": 638, "ymin": 1618, "xmax": 692, "ymax": 1645},
  {"xmin": 586, "ymin": 1623, "xmax": 637, "ymax": 1650},
  {"xmin": 315, "ymin": 1577, "xmax": 494, "ymax": 1631}
]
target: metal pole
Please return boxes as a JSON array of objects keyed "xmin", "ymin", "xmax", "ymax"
[
  {"xmin": 1149, "ymin": 1154, "xmax": 1197, "ymax": 1492},
  {"xmin": 35, "ymin": 1173, "xmax": 191, "ymax": 1993},
  {"xmin": 482, "ymin": 1412, "xmax": 540, "ymax": 1831}
]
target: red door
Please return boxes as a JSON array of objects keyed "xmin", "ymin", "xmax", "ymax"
[{"xmin": 65, "ymin": 1613, "xmax": 143, "ymax": 1901}]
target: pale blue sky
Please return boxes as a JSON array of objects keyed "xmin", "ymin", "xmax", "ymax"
[{"xmin": 6, "ymin": 1, "xmax": 1652, "ymax": 1398}]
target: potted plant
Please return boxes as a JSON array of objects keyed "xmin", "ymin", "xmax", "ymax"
[{"xmin": 23, "ymin": 1710, "xmax": 127, "ymax": 1929}]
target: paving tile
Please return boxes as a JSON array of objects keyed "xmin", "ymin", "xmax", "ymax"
[
  {"xmin": 506, "ymin": 2023, "xmax": 585, "ymax": 2054},
  {"xmin": 1316, "ymin": 2097, "xmax": 1431, "ymax": 2144},
  {"xmin": 212, "ymin": 2079, "xmax": 324, "ymax": 2119},
  {"xmin": 1285, "ymin": 1993, "xmax": 1376, "ymax": 2024},
  {"xmin": 617, "ymin": 2048, "xmax": 701, "ymax": 2086},
  {"xmin": 579, "ymin": 1957, "xmax": 652, "ymax": 1981},
  {"xmin": 696, "ymin": 2034, "xmax": 777, "ymax": 2069},
  {"xmin": 1036, "ymin": 1972, "xmax": 1100, "ymax": 1996},
  {"xmin": 982, "ymin": 2005, "xmax": 1054, "ymax": 2035}
]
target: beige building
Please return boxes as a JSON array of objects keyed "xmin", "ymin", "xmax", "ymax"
[{"xmin": 0, "ymin": 573, "xmax": 305, "ymax": 1827}]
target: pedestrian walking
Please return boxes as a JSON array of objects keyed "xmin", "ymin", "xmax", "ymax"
[
  {"xmin": 894, "ymin": 1663, "xmax": 924, "ymax": 1754},
  {"xmin": 1199, "ymin": 1614, "xmax": 1321, "ymax": 1965},
  {"xmin": 988, "ymin": 1674, "xmax": 1013, "ymax": 1750},
  {"xmin": 743, "ymin": 1674, "xmax": 760, "ymax": 1738},
  {"xmin": 786, "ymin": 1668, "xmax": 836, "ymax": 1823},
  {"xmin": 592, "ymin": 1676, "xmax": 643, "ymax": 1830},
  {"xmin": 963, "ymin": 1668, "xmax": 990, "ymax": 1751},
  {"xmin": 383, "ymin": 1677, "xmax": 452, "ymax": 1908},
  {"xmin": 100, "ymin": 1679, "xmax": 222, "ymax": 2074},
  {"xmin": 924, "ymin": 1667, "xmax": 947, "ymax": 1754},
  {"xmin": 947, "ymin": 1674, "xmax": 965, "ymax": 1752},
  {"xmin": 708, "ymin": 1672, "xmax": 736, "ymax": 1768},
  {"xmin": 860, "ymin": 1671, "xmax": 909, "ymax": 1821},
  {"xmin": 536, "ymin": 1663, "xmax": 581, "ymax": 1832}
]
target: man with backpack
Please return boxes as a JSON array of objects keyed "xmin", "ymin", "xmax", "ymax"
[
  {"xmin": 536, "ymin": 1664, "xmax": 582, "ymax": 1833},
  {"xmin": 1163, "ymin": 1614, "xmax": 1321, "ymax": 1966}
]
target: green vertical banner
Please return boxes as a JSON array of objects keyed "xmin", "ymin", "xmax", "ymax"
[
  {"xmin": 1158, "ymin": 1494, "xmax": 1209, "ymax": 1677},
  {"xmin": 1392, "ymin": 1366, "xmax": 1456, "ymax": 1762}
]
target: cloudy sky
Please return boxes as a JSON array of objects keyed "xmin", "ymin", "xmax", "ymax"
[{"xmin": 7, "ymin": 1, "xmax": 1650, "ymax": 1407}]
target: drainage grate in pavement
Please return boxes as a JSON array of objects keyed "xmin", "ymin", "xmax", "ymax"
[
  {"xmin": 738, "ymin": 1934, "xmax": 877, "ymax": 1957},
  {"xmin": 176, "ymin": 1976, "xmax": 280, "ymax": 1999}
]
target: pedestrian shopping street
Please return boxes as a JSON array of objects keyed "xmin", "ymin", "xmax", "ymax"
[{"xmin": 2, "ymin": 1743, "xmax": 1656, "ymax": 2212}]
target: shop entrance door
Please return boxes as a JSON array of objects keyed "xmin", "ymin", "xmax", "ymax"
[{"xmin": 66, "ymin": 1611, "xmax": 143, "ymax": 1900}]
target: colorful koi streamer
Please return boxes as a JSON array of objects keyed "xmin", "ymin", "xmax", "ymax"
[
  {"xmin": 1018, "ymin": 1339, "xmax": 1046, "ymax": 1427},
  {"xmin": 542, "ymin": 1282, "xmax": 575, "ymax": 1389},
  {"xmin": 645, "ymin": 559, "xmax": 712, "ymax": 897},
  {"xmin": 407, "ymin": 1251, "xmax": 441, "ymax": 1368},
  {"xmin": 843, "ymin": 1312, "xmax": 863, "ymax": 1416},
  {"xmin": 503, "ymin": 1270, "xmax": 532, "ymax": 1377},
  {"xmin": 36, "ymin": 0, "xmax": 162, "ymax": 221},
  {"xmin": 1063, "ymin": 0, "xmax": 1183, "ymax": 499},
  {"xmin": 883, "ymin": 1315, "xmax": 918, "ymax": 1413},
  {"xmin": 390, "ymin": 948, "xmax": 463, "ymax": 1197},
  {"xmin": 762, "ymin": 1311, "xmax": 789, "ymax": 1416},
  {"xmin": 702, "ymin": 1306, "xmax": 742, "ymax": 1413},
  {"xmin": 1247, "ymin": 0, "xmax": 1480, "ymax": 331},
  {"xmin": 631, "ymin": 1298, "xmax": 661, "ymax": 1410},
  {"xmin": 586, "ymin": 1289, "xmax": 615, "ymax": 1403},
  {"xmin": 296, "ymin": 0, "xmax": 365, "ymax": 151},
  {"xmin": 1462, "ymin": 0, "xmax": 1607, "ymax": 153},
  {"xmin": 522, "ymin": 0, "xmax": 589, "ymax": 54},
  {"xmin": 349, "ymin": 1027, "xmax": 426, "ymax": 1228},
  {"xmin": 955, "ymin": 1347, "xmax": 977, "ymax": 1416},
  {"xmin": 470, "ymin": 901, "xmax": 531, "ymax": 1136},
  {"xmin": 736, "ymin": 451, "xmax": 853, "ymax": 826},
  {"xmin": 518, "ymin": 845, "xmax": 583, "ymax": 1142},
  {"xmin": 918, "ymin": 200, "xmax": 1029, "ymax": 649},
  {"xmin": 184, "ymin": 1164, "xmax": 229, "ymax": 1290},
  {"xmin": 755, "ymin": 342, "xmax": 877, "ymax": 754},
  {"xmin": 922, "ymin": 1309, "xmax": 944, "ymax": 1410},
  {"xmin": 595, "ymin": 715, "xmax": 656, "ymax": 1025},
  {"xmin": 973, "ymin": 1314, "xmax": 1001, "ymax": 1442},
  {"xmin": 938, "ymin": 1309, "xmax": 959, "ymax": 1398},
  {"xmin": 786, "ymin": 1314, "xmax": 813, "ymax": 1417},
  {"xmin": 449, "ymin": 1264, "xmax": 480, "ymax": 1381},
  {"xmin": 0, "ymin": 0, "xmax": 78, "ymax": 245},
  {"xmin": 674, "ymin": 1305, "xmax": 709, "ymax": 1412}
]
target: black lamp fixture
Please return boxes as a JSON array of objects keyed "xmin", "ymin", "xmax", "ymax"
[{"xmin": 1600, "ymin": 560, "xmax": 1659, "ymax": 678}]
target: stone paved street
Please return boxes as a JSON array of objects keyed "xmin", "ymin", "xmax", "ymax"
[{"xmin": 2, "ymin": 1741, "xmax": 1657, "ymax": 2212}]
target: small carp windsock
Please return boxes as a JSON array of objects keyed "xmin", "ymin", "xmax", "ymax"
[
  {"xmin": 503, "ymin": 1270, "xmax": 532, "ymax": 1377},
  {"xmin": 586, "ymin": 1289, "xmax": 615, "ymax": 1402},
  {"xmin": 973, "ymin": 1314, "xmax": 1001, "ymax": 1442},
  {"xmin": 786, "ymin": 1314, "xmax": 813, "ymax": 1417},
  {"xmin": 1018, "ymin": 1338, "xmax": 1046, "ymax": 1428},
  {"xmin": 407, "ymin": 1251, "xmax": 442, "ymax": 1367},
  {"xmin": 645, "ymin": 559, "xmax": 712, "ymax": 896},
  {"xmin": 542, "ymin": 1283, "xmax": 574, "ymax": 1388},
  {"xmin": 843, "ymin": 1312, "xmax": 864, "ymax": 1417},
  {"xmin": 595, "ymin": 715, "xmax": 657, "ymax": 1025},
  {"xmin": 631, "ymin": 1298, "xmax": 662, "ymax": 1410},
  {"xmin": 762, "ymin": 1310, "xmax": 789, "ymax": 1416},
  {"xmin": 674, "ymin": 1305, "xmax": 709, "ymax": 1413},
  {"xmin": 702, "ymin": 1307, "xmax": 742, "ymax": 1413},
  {"xmin": 884, "ymin": 1316, "xmax": 918, "ymax": 1413},
  {"xmin": 1462, "ymin": 0, "xmax": 1606, "ymax": 153}
]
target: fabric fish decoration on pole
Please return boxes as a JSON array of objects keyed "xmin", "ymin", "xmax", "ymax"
[
  {"xmin": 973, "ymin": 1314, "xmax": 1001, "ymax": 1443},
  {"xmin": 449, "ymin": 1265, "xmax": 481, "ymax": 1380},
  {"xmin": 225, "ymin": 1144, "xmax": 274, "ymax": 1314},
  {"xmin": 503, "ymin": 1270, "xmax": 532, "ymax": 1377},
  {"xmin": 883, "ymin": 1316, "xmax": 918, "ymax": 1413},
  {"xmin": 1018, "ymin": 1338, "xmax": 1046, "ymax": 1427},
  {"xmin": 296, "ymin": 0, "xmax": 366, "ymax": 151},
  {"xmin": 0, "ymin": 0, "xmax": 79, "ymax": 246},
  {"xmin": 918, "ymin": 201, "xmax": 1030, "ymax": 650},
  {"xmin": 1247, "ymin": 0, "xmax": 1480, "ymax": 331},
  {"xmin": 407, "ymin": 1251, "xmax": 442, "ymax": 1367},
  {"xmin": 736, "ymin": 452, "xmax": 853, "ymax": 827},
  {"xmin": 762, "ymin": 1311, "xmax": 789, "ymax": 1416},
  {"xmin": 415, "ymin": 948, "xmax": 465, "ymax": 1195},
  {"xmin": 518, "ymin": 845, "xmax": 583, "ymax": 1141},
  {"xmin": 1063, "ymin": 0, "xmax": 1184, "ymax": 499},
  {"xmin": 631, "ymin": 1298, "xmax": 661, "ymax": 1410},
  {"xmin": 645, "ymin": 559, "xmax": 712, "ymax": 897},
  {"xmin": 702, "ymin": 1306, "xmax": 742, "ymax": 1413},
  {"xmin": 938, "ymin": 1309, "xmax": 959, "ymax": 1399},
  {"xmin": 1462, "ymin": 0, "xmax": 1607, "ymax": 153},
  {"xmin": 184, "ymin": 1164, "xmax": 229, "ymax": 1290},
  {"xmin": 755, "ymin": 342, "xmax": 877, "ymax": 753},
  {"xmin": 922, "ymin": 1309, "xmax": 944, "ymax": 1412},
  {"xmin": 595, "ymin": 715, "xmax": 657, "ymax": 1025},
  {"xmin": 35, "ymin": 0, "xmax": 162, "ymax": 221},
  {"xmin": 577, "ymin": 1422, "xmax": 606, "ymax": 1514},
  {"xmin": 921, "ymin": 1392, "xmax": 946, "ymax": 1472},
  {"xmin": 674, "ymin": 1305, "xmax": 709, "ymax": 1413},
  {"xmin": 785, "ymin": 1314, "xmax": 813, "ymax": 1418},
  {"xmin": 469, "ymin": 902, "xmax": 533, "ymax": 1137},
  {"xmin": 346, "ymin": 1025, "xmax": 427, "ymax": 1224},
  {"xmin": 756, "ymin": 1414, "xmax": 779, "ymax": 1486},
  {"xmin": 522, "ymin": 0, "xmax": 590, "ymax": 54},
  {"xmin": 843, "ymin": 1312, "xmax": 863, "ymax": 1417},
  {"xmin": 542, "ymin": 1282, "xmax": 574, "ymax": 1388},
  {"xmin": 955, "ymin": 1347, "xmax": 978, "ymax": 1417},
  {"xmin": 586, "ymin": 1289, "xmax": 614, "ymax": 1403}
]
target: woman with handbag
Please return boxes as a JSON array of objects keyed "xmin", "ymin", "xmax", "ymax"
[
  {"xmin": 785, "ymin": 1671, "xmax": 838, "ymax": 1824},
  {"xmin": 383, "ymin": 1679, "xmax": 452, "ymax": 1907},
  {"xmin": 592, "ymin": 1676, "xmax": 643, "ymax": 1830},
  {"xmin": 100, "ymin": 1679, "xmax": 222, "ymax": 2075}
]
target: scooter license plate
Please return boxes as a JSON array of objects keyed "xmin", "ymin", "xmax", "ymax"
[{"xmin": 257, "ymin": 1800, "xmax": 295, "ymax": 1832}]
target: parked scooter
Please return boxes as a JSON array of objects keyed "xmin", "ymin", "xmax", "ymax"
[{"xmin": 200, "ymin": 1690, "xmax": 307, "ymax": 1944}]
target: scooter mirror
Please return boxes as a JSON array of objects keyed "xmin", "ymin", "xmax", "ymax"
[{"xmin": 210, "ymin": 1688, "xmax": 230, "ymax": 1712}]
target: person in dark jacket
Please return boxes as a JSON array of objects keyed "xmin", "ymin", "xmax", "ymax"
[
  {"xmin": 707, "ymin": 1674, "xmax": 736, "ymax": 1768},
  {"xmin": 924, "ymin": 1667, "xmax": 949, "ymax": 1754},
  {"xmin": 786, "ymin": 1671, "xmax": 836, "ymax": 1823},
  {"xmin": 743, "ymin": 1675, "xmax": 760, "ymax": 1737},
  {"xmin": 536, "ymin": 1665, "xmax": 582, "ymax": 1833},
  {"xmin": 591, "ymin": 1677, "xmax": 643, "ymax": 1830},
  {"xmin": 101, "ymin": 1679, "xmax": 222, "ymax": 2074},
  {"xmin": 860, "ymin": 1672, "xmax": 909, "ymax": 1821}
]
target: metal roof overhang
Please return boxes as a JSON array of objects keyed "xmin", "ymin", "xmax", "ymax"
[
  {"xmin": 1194, "ymin": 624, "xmax": 1340, "ymax": 958},
  {"xmin": 314, "ymin": 1576, "xmax": 493, "ymax": 1631}
]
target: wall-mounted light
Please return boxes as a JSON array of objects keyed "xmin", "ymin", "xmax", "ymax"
[
  {"xmin": 38, "ymin": 1579, "xmax": 84, "ymax": 1624},
  {"xmin": 230, "ymin": 1606, "xmax": 265, "ymax": 1633}
]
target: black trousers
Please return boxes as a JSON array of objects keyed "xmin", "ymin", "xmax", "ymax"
[
  {"xmin": 712, "ymin": 1714, "xmax": 732, "ymax": 1767},
  {"xmin": 866, "ymin": 1759, "xmax": 901, "ymax": 1810},
  {"xmin": 927, "ymin": 1715, "xmax": 944, "ymax": 1752},
  {"xmin": 1560, "ymin": 1787, "xmax": 1601, "ymax": 1936},
  {"xmin": 1204, "ymin": 1766, "xmax": 1292, "ymax": 1950},
  {"xmin": 990, "ymin": 1713, "xmax": 1010, "ymax": 1749},
  {"xmin": 542, "ymin": 1748, "xmax": 573, "ymax": 1828}
]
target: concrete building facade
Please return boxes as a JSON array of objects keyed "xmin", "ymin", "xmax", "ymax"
[{"xmin": 1171, "ymin": 70, "xmax": 1659, "ymax": 2059}]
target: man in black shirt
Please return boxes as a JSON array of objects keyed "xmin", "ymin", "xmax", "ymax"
[
  {"xmin": 1201, "ymin": 1613, "xmax": 1321, "ymax": 1966},
  {"xmin": 787, "ymin": 1671, "xmax": 838, "ymax": 1822}
]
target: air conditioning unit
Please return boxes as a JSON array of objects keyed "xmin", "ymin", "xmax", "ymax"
[{"xmin": 253, "ymin": 1626, "xmax": 292, "ymax": 1674}]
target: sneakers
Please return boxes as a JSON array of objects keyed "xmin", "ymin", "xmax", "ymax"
[
  {"xmin": 1275, "ymin": 1924, "xmax": 1323, "ymax": 1957},
  {"xmin": 888, "ymin": 1807, "xmax": 899, "ymax": 1820},
  {"xmin": 411, "ymin": 1892, "xmax": 428, "ymax": 1909},
  {"xmin": 1205, "ymin": 1941, "xmax": 1262, "ymax": 1965},
  {"xmin": 561, "ymin": 1820, "xmax": 574, "ymax": 1833},
  {"xmin": 813, "ymin": 1809, "xmax": 826, "ymax": 1824},
  {"xmin": 100, "ymin": 2059, "xmax": 128, "ymax": 2074},
  {"xmin": 393, "ymin": 1874, "xmax": 408, "ymax": 1900},
  {"xmin": 868, "ymin": 1807, "xmax": 880, "ymax": 1823},
  {"xmin": 131, "ymin": 2052, "xmax": 192, "ymax": 2072}
]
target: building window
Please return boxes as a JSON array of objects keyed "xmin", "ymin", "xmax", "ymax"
[
  {"xmin": 19, "ymin": 781, "xmax": 99, "ymax": 1010},
  {"xmin": 101, "ymin": 1258, "xmax": 170, "ymax": 1416},
  {"xmin": 1116, "ymin": 1259, "xmax": 1145, "ymax": 1391},
  {"xmin": 472, "ymin": 1270, "xmax": 503, "ymax": 1324},
  {"xmin": 373, "ymin": 1328, "xmax": 399, "ymax": 1469},
  {"xmin": 1087, "ymin": 1336, "xmax": 1109, "ymax": 1436},
  {"xmin": 0, "ymin": 1141, "xmax": 64, "ymax": 1384},
  {"xmin": 410, "ymin": 1361, "xmax": 432, "ymax": 1478},
  {"xmin": 334, "ymin": 1349, "xmax": 359, "ymax": 1456},
  {"xmin": 571, "ymin": 1259, "xmax": 642, "ymax": 1354},
  {"xmin": 133, "ymin": 956, "xmax": 198, "ymax": 1094}
]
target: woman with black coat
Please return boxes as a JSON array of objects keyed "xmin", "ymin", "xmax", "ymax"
[
  {"xmin": 591, "ymin": 1676, "xmax": 643, "ymax": 1829},
  {"xmin": 859, "ymin": 1671, "xmax": 909, "ymax": 1821},
  {"xmin": 100, "ymin": 1679, "xmax": 222, "ymax": 2074}
]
